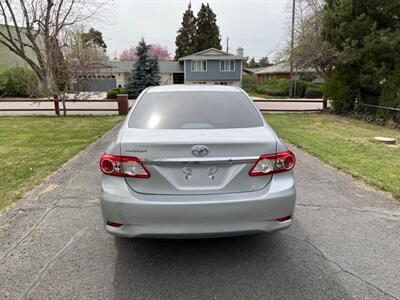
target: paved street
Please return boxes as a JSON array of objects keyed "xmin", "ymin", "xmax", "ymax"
[{"xmin": 1, "ymin": 125, "xmax": 399, "ymax": 300}]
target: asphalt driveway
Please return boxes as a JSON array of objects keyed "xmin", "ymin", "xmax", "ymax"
[{"xmin": 1, "ymin": 125, "xmax": 399, "ymax": 300}]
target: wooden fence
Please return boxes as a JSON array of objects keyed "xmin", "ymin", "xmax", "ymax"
[
  {"xmin": 253, "ymin": 98, "xmax": 326, "ymax": 112},
  {"xmin": 0, "ymin": 95, "xmax": 326, "ymax": 115},
  {"xmin": 0, "ymin": 94, "xmax": 129, "ymax": 115}
]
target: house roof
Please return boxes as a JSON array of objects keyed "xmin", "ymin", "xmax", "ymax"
[
  {"xmin": 254, "ymin": 62, "xmax": 315, "ymax": 75},
  {"xmin": 178, "ymin": 48, "xmax": 244, "ymax": 61},
  {"xmin": 92, "ymin": 60, "xmax": 184, "ymax": 74},
  {"xmin": 243, "ymin": 67, "xmax": 267, "ymax": 74}
]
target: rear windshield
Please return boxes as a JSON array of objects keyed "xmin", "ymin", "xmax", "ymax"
[{"xmin": 128, "ymin": 91, "xmax": 264, "ymax": 129}]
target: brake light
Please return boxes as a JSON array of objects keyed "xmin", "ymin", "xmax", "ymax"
[
  {"xmin": 99, "ymin": 154, "xmax": 150, "ymax": 178},
  {"xmin": 249, "ymin": 151, "xmax": 295, "ymax": 176},
  {"xmin": 106, "ymin": 221, "xmax": 123, "ymax": 228},
  {"xmin": 276, "ymin": 216, "xmax": 291, "ymax": 222}
]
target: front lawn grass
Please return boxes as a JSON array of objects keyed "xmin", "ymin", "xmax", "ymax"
[
  {"xmin": 0, "ymin": 115, "xmax": 123, "ymax": 213},
  {"xmin": 265, "ymin": 113, "xmax": 400, "ymax": 200},
  {"xmin": 246, "ymin": 90, "xmax": 286, "ymax": 99}
]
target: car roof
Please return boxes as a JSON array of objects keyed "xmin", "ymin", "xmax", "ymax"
[{"xmin": 146, "ymin": 85, "xmax": 241, "ymax": 93}]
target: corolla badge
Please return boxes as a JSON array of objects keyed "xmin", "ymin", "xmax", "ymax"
[{"xmin": 191, "ymin": 145, "xmax": 209, "ymax": 157}]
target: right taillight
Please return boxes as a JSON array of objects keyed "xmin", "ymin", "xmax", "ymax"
[
  {"xmin": 99, "ymin": 154, "xmax": 150, "ymax": 178},
  {"xmin": 249, "ymin": 151, "xmax": 295, "ymax": 176}
]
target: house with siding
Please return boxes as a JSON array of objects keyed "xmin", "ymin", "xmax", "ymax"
[
  {"xmin": 78, "ymin": 47, "xmax": 245, "ymax": 91},
  {"xmin": 254, "ymin": 61, "xmax": 324, "ymax": 84},
  {"xmin": 78, "ymin": 61, "xmax": 184, "ymax": 92},
  {"xmin": 178, "ymin": 48, "xmax": 244, "ymax": 86}
]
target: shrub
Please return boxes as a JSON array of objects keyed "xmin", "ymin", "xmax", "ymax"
[
  {"xmin": 0, "ymin": 67, "xmax": 40, "ymax": 97},
  {"xmin": 300, "ymin": 73, "xmax": 317, "ymax": 82},
  {"xmin": 242, "ymin": 73, "xmax": 257, "ymax": 91},
  {"xmin": 256, "ymin": 79, "xmax": 289, "ymax": 97},
  {"xmin": 305, "ymin": 86, "xmax": 323, "ymax": 98},
  {"xmin": 293, "ymin": 80, "xmax": 308, "ymax": 97},
  {"xmin": 379, "ymin": 62, "xmax": 400, "ymax": 124},
  {"xmin": 107, "ymin": 87, "xmax": 129, "ymax": 99},
  {"xmin": 323, "ymin": 72, "xmax": 358, "ymax": 112}
]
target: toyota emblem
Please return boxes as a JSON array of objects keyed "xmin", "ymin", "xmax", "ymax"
[{"xmin": 191, "ymin": 145, "xmax": 209, "ymax": 157}]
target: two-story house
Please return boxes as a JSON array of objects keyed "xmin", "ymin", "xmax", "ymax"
[{"xmin": 179, "ymin": 48, "xmax": 244, "ymax": 86}]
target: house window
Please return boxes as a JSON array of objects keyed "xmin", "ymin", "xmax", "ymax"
[
  {"xmin": 220, "ymin": 60, "xmax": 235, "ymax": 72},
  {"xmin": 191, "ymin": 60, "xmax": 207, "ymax": 72}
]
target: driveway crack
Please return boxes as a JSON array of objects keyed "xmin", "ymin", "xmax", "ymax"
[
  {"xmin": 19, "ymin": 227, "xmax": 88, "ymax": 300},
  {"xmin": 0, "ymin": 169, "xmax": 85, "ymax": 264},
  {"xmin": 0, "ymin": 206, "xmax": 55, "ymax": 263},
  {"xmin": 297, "ymin": 203, "xmax": 400, "ymax": 219},
  {"xmin": 278, "ymin": 231, "xmax": 399, "ymax": 300}
]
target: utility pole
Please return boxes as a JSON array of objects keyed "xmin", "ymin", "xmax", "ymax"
[
  {"xmin": 226, "ymin": 37, "xmax": 229, "ymax": 53},
  {"xmin": 289, "ymin": 0, "xmax": 296, "ymax": 98}
]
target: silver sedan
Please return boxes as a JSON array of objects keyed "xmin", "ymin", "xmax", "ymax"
[{"xmin": 100, "ymin": 85, "xmax": 296, "ymax": 238}]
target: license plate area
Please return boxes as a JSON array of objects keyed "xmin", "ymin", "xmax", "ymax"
[
  {"xmin": 181, "ymin": 164, "xmax": 219, "ymax": 180},
  {"xmin": 154, "ymin": 162, "xmax": 246, "ymax": 191}
]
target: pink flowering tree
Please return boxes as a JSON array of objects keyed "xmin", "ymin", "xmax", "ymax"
[
  {"xmin": 119, "ymin": 47, "xmax": 137, "ymax": 61},
  {"xmin": 119, "ymin": 44, "xmax": 171, "ymax": 61},
  {"xmin": 148, "ymin": 44, "xmax": 171, "ymax": 61}
]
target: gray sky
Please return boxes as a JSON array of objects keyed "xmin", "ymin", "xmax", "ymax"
[{"xmin": 97, "ymin": 0, "xmax": 290, "ymax": 60}]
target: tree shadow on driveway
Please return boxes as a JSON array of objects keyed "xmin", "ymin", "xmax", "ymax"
[{"xmin": 112, "ymin": 228, "xmax": 351, "ymax": 300}]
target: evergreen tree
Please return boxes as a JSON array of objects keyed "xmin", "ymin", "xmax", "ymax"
[
  {"xmin": 323, "ymin": 0, "xmax": 400, "ymax": 111},
  {"xmin": 194, "ymin": 3, "xmax": 222, "ymax": 52},
  {"xmin": 127, "ymin": 39, "xmax": 161, "ymax": 99},
  {"xmin": 175, "ymin": 3, "xmax": 197, "ymax": 59}
]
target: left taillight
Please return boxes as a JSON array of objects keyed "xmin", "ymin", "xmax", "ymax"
[
  {"xmin": 249, "ymin": 151, "xmax": 295, "ymax": 176},
  {"xmin": 99, "ymin": 154, "xmax": 150, "ymax": 178}
]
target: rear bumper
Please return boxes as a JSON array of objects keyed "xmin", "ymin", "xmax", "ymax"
[{"xmin": 100, "ymin": 172, "xmax": 296, "ymax": 238}]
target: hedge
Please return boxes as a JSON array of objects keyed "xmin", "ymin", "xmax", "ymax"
[
  {"xmin": 323, "ymin": 72, "xmax": 359, "ymax": 112},
  {"xmin": 255, "ymin": 79, "xmax": 289, "ymax": 97},
  {"xmin": 305, "ymin": 86, "xmax": 323, "ymax": 98},
  {"xmin": 0, "ymin": 67, "xmax": 40, "ymax": 97},
  {"xmin": 255, "ymin": 79, "xmax": 322, "ymax": 98},
  {"xmin": 107, "ymin": 87, "xmax": 129, "ymax": 99},
  {"xmin": 379, "ymin": 62, "xmax": 400, "ymax": 124}
]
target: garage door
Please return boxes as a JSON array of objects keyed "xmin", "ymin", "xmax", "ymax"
[{"xmin": 78, "ymin": 78, "xmax": 117, "ymax": 92}]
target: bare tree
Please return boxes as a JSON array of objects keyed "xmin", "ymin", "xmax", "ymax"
[
  {"xmin": 64, "ymin": 27, "xmax": 108, "ymax": 91},
  {"xmin": 281, "ymin": 0, "xmax": 336, "ymax": 79},
  {"xmin": 0, "ymin": 0, "xmax": 110, "ymax": 95}
]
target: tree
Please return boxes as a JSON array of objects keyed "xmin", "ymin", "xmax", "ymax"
[
  {"xmin": 81, "ymin": 28, "xmax": 107, "ymax": 51},
  {"xmin": 120, "ymin": 47, "xmax": 137, "ymax": 61},
  {"xmin": 148, "ymin": 44, "xmax": 171, "ymax": 61},
  {"xmin": 323, "ymin": 0, "xmax": 400, "ymax": 110},
  {"xmin": 65, "ymin": 28, "xmax": 108, "ymax": 88},
  {"xmin": 379, "ymin": 62, "xmax": 400, "ymax": 124},
  {"xmin": 245, "ymin": 56, "xmax": 270, "ymax": 68},
  {"xmin": 120, "ymin": 44, "xmax": 170, "ymax": 61},
  {"xmin": 126, "ymin": 39, "xmax": 161, "ymax": 99},
  {"xmin": 175, "ymin": 3, "xmax": 197, "ymax": 59},
  {"xmin": 0, "ymin": 0, "xmax": 108, "ymax": 95},
  {"xmin": 193, "ymin": 3, "xmax": 221, "ymax": 52},
  {"xmin": 258, "ymin": 56, "xmax": 270, "ymax": 67},
  {"xmin": 280, "ymin": 0, "xmax": 336, "ymax": 80}
]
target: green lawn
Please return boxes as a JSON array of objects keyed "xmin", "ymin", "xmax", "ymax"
[
  {"xmin": 265, "ymin": 113, "xmax": 400, "ymax": 200},
  {"xmin": 0, "ymin": 116, "xmax": 123, "ymax": 213},
  {"xmin": 246, "ymin": 90, "xmax": 286, "ymax": 99}
]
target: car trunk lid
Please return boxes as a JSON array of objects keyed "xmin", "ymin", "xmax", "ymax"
[{"xmin": 121, "ymin": 127, "xmax": 276, "ymax": 195}]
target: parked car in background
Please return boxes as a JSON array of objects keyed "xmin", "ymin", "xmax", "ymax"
[{"xmin": 99, "ymin": 85, "xmax": 296, "ymax": 238}]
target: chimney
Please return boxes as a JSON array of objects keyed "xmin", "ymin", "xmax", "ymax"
[{"xmin": 236, "ymin": 47, "xmax": 244, "ymax": 57}]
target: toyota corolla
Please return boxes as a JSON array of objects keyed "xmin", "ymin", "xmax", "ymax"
[{"xmin": 99, "ymin": 85, "xmax": 296, "ymax": 238}]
